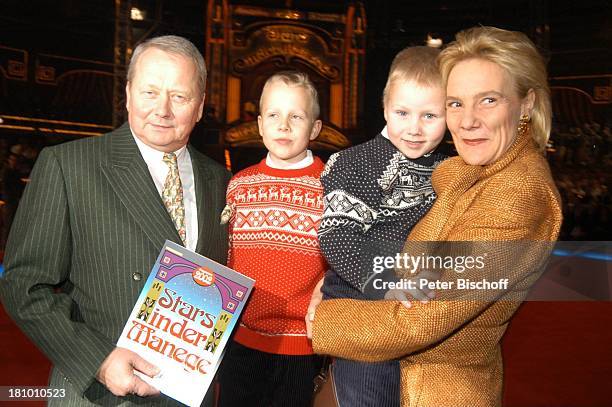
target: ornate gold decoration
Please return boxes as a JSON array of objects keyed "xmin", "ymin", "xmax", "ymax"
[{"xmin": 233, "ymin": 44, "xmax": 339, "ymax": 80}]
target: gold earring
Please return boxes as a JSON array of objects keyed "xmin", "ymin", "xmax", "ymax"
[{"xmin": 518, "ymin": 114, "xmax": 530, "ymax": 137}]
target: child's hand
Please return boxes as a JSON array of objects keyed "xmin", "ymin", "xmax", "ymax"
[
  {"xmin": 305, "ymin": 277, "xmax": 325, "ymax": 339},
  {"xmin": 383, "ymin": 270, "xmax": 439, "ymax": 308}
]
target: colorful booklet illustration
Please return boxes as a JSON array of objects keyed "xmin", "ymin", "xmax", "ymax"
[{"xmin": 117, "ymin": 240, "xmax": 255, "ymax": 407}]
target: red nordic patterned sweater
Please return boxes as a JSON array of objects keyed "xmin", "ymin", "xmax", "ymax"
[{"xmin": 226, "ymin": 157, "xmax": 327, "ymax": 355}]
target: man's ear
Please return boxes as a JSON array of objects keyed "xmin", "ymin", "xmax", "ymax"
[
  {"xmin": 125, "ymin": 82, "xmax": 131, "ymax": 111},
  {"xmin": 196, "ymin": 93, "xmax": 206, "ymax": 122}
]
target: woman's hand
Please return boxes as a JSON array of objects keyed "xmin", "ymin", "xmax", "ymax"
[
  {"xmin": 305, "ymin": 277, "xmax": 325, "ymax": 339},
  {"xmin": 383, "ymin": 270, "xmax": 439, "ymax": 308}
]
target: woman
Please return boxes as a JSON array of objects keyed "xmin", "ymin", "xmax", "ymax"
[{"xmin": 308, "ymin": 26, "xmax": 562, "ymax": 406}]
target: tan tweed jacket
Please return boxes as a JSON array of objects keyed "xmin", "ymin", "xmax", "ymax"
[{"xmin": 312, "ymin": 130, "xmax": 562, "ymax": 407}]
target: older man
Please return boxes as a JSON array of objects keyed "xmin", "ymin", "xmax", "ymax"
[{"xmin": 0, "ymin": 35, "xmax": 230, "ymax": 405}]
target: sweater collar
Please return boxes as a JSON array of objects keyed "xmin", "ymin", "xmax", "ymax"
[
  {"xmin": 257, "ymin": 155, "xmax": 324, "ymax": 178},
  {"xmin": 265, "ymin": 150, "xmax": 314, "ymax": 169},
  {"xmin": 481, "ymin": 126, "xmax": 534, "ymax": 179}
]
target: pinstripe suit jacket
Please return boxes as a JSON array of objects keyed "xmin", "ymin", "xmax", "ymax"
[{"xmin": 0, "ymin": 123, "xmax": 230, "ymax": 406}]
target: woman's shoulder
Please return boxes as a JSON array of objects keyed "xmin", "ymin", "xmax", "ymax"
[
  {"xmin": 479, "ymin": 150, "xmax": 561, "ymax": 226},
  {"xmin": 493, "ymin": 148, "xmax": 557, "ymax": 194}
]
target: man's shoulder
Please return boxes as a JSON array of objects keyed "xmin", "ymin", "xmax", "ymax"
[
  {"xmin": 188, "ymin": 147, "xmax": 231, "ymax": 190},
  {"xmin": 42, "ymin": 129, "xmax": 114, "ymax": 160},
  {"xmin": 189, "ymin": 146, "xmax": 229, "ymax": 173}
]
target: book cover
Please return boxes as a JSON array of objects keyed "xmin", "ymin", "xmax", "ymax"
[{"xmin": 117, "ymin": 240, "xmax": 255, "ymax": 406}]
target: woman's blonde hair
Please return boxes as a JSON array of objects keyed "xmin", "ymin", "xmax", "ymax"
[{"xmin": 439, "ymin": 26, "xmax": 551, "ymax": 150}]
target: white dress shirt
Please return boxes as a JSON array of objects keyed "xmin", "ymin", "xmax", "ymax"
[
  {"xmin": 265, "ymin": 150, "xmax": 314, "ymax": 169},
  {"xmin": 381, "ymin": 125, "xmax": 389, "ymax": 140},
  {"xmin": 132, "ymin": 133, "xmax": 198, "ymax": 251}
]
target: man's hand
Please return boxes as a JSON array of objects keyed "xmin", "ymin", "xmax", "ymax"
[
  {"xmin": 384, "ymin": 270, "xmax": 440, "ymax": 308},
  {"xmin": 305, "ymin": 277, "xmax": 325, "ymax": 340},
  {"xmin": 96, "ymin": 347, "xmax": 161, "ymax": 397}
]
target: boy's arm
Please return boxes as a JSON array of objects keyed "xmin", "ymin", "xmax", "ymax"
[
  {"xmin": 318, "ymin": 152, "xmax": 387, "ymax": 295},
  {"xmin": 223, "ymin": 177, "xmax": 239, "ymax": 265}
]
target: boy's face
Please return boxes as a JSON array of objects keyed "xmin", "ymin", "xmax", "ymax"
[
  {"xmin": 258, "ymin": 82, "xmax": 322, "ymax": 168},
  {"xmin": 384, "ymin": 80, "xmax": 446, "ymax": 159}
]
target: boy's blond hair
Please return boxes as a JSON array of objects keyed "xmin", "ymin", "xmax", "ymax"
[
  {"xmin": 382, "ymin": 46, "xmax": 443, "ymax": 106},
  {"xmin": 259, "ymin": 71, "xmax": 320, "ymax": 119}
]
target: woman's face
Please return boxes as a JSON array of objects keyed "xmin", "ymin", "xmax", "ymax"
[{"xmin": 445, "ymin": 58, "xmax": 534, "ymax": 166}]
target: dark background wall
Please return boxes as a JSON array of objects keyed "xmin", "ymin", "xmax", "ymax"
[{"xmin": 0, "ymin": 0, "xmax": 610, "ymax": 137}]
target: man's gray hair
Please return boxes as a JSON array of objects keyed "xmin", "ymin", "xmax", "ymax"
[{"xmin": 127, "ymin": 35, "xmax": 207, "ymax": 97}]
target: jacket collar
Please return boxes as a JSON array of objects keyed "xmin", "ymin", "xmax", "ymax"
[
  {"xmin": 432, "ymin": 127, "xmax": 537, "ymax": 196},
  {"xmin": 101, "ymin": 123, "xmax": 183, "ymax": 250}
]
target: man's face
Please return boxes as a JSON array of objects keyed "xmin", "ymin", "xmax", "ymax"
[{"xmin": 126, "ymin": 48, "xmax": 205, "ymax": 152}]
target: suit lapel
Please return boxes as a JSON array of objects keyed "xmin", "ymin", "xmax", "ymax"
[
  {"xmin": 190, "ymin": 147, "xmax": 217, "ymax": 257},
  {"xmin": 101, "ymin": 124, "xmax": 182, "ymax": 249}
]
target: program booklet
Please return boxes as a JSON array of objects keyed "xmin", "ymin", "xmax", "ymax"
[{"xmin": 117, "ymin": 240, "xmax": 255, "ymax": 406}]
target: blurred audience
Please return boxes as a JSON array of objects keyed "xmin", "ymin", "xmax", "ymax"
[{"xmin": 549, "ymin": 121, "xmax": 611, "ymax": 240}]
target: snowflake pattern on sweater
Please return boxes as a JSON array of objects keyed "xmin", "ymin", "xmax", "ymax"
[{"xmin": 319, "ymin": 134, "xmax": 447, "ymax": 299}]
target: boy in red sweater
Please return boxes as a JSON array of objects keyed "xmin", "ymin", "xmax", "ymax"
[{"xmin": 217, "ymin": 71, "xmax": 327, "ymax": 406}]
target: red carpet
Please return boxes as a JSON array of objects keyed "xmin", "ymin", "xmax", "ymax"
[
  {"xmin": 502, "ymin": 301, "xmax": 612, "ymax": 406},
  {"xmin": 0, "ymin": 303, "xmax": 50, "ymax": 407}
]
